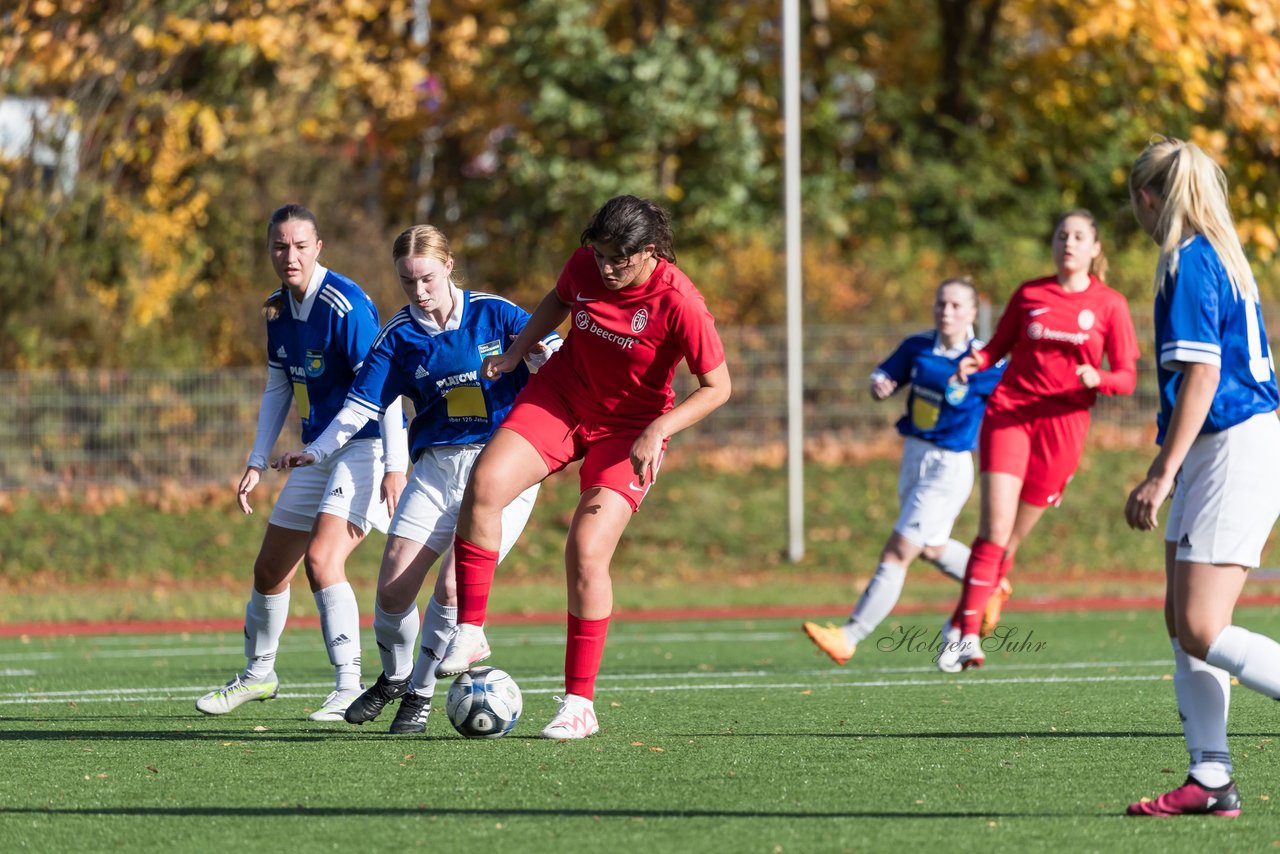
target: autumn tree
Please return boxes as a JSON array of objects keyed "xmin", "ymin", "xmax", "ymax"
[{"xmin": 0, "ymin": 0, "xmax": 427, "ymax": 367}]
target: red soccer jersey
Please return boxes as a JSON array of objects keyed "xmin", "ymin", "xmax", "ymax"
[
  {"xmin": 534, "ymin": 248, "xmax": 726, "ymax": 429},
  {"xmin": 975, "ymin": 275, "xmax": 1139, "ymax": 416}
]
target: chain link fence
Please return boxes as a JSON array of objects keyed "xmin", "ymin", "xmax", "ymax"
[{"xmin": 0, "ymin": 310, "xmax": 1261, "ymax": 491}]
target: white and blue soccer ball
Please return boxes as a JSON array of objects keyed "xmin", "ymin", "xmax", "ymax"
[{"xmin": 446, "ymin": 666, "xmax": 522, "ymax": 738}]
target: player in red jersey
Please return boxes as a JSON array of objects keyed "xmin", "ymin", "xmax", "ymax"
[
  {"xmin": 435, "ymin": 195, "xmax": 731, "ymax": 738},
  {"xmin": 937, "ymin": 209, "xmax": 1139, "ymax": 672}
]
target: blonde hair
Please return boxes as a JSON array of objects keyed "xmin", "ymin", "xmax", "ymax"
[
  {"xmin": 1128, "ymin": 136, "xmax": 1257, "ymax": 300},
  {"xmin": 1057, "ymin": 208, "xmax": 1109, "ymax": 281},
  {"xmin": 392, "ymin": 224, "xmax": 452, "ymax": 267}
]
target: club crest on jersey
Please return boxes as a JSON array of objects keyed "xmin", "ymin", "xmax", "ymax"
[
  {"xmin": 478, "ymin": 339, "xmax": 502, "ymax": 359},
  {"xmin": 1077, "ymin": 309, "xmax": 1095, "ymax": 331},
  {"xmin": 631, "ymin": 309, "xmax": 649, "ymax": 334},
  {"xmin": 944, "ymin": 380, "xmax": 968, "ymax": 405},
  {"xmin": 305, "ymin": 349, "xmax": 325, "ymax": 377},
  {"xmin": 575, "ymin": 310, "xmax": 591, "ymax": 330}
]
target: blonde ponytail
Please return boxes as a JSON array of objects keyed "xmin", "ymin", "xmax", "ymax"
[{"xmin": 1129, "ymin": 137, "xmax": 1257, "ymax": 300}]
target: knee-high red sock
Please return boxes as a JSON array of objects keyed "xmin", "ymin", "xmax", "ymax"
[
  {"xmin": 952, "ymin": 537, "xmax": 1004, "ymax": 637},
  {"xmin": 454, "ymin": 535, "xmax": 498, "ymax": 626},
  {"xmin": 997, "ymin": 554, "xmax": 1014, "ymax": 585},
  {"xmin": 564, "ymin": 614, "xmax": 610, "ymax": 701}
]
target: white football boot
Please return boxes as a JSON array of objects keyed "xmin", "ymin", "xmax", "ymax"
[
  {"xmin": 434, "ymin": 624, "xmax": 491, "ymax": 677},
  {"xmin": 196, "ymin": 673, "xmax": 279, "ymax": 715},
  {"xmin": 540, "ymin": 694, "xmax": 599, "ymax": 740}
]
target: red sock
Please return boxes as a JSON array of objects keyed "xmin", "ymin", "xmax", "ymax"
[
  {"xmin": 953, "ymin": 537, "xmax": 1004, "ymax": 636},
  {"xmin": 454, "ymin": 535, "xmax": 498, "ymax": 626},
  {"xmin": 564, "ymin": 614, "xmax": 610, "ymax": 701},
  {"xmin": 997, "ymin": 554, "xmax": 1014, "ymax": 585}
]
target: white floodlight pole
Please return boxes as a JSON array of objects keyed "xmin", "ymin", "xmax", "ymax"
[{"xmin": 783, "ymin": 0, "xmax": 804, "ymax": 562}]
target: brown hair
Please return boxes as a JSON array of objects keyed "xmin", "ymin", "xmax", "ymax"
[
  {"xmin": 936, "ymin": 275, "xmax": 978, "ymax": 306},
  {"xmin": 580, "ymin": 195, "xmax": 676, "ymax": 263},
  {"xmin": 262, "ymin": 204, "xmax": 321, "ymax": 321},
  {"xmin": 1056, "ymin": 208, "xmax": 1108, "ymax": 281}
]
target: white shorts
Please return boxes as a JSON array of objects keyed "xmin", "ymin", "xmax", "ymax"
[
  {"xmin": 894, "ymin": 436, "xmax": 975, "ymax": 548},
  {"xmin": 1166, "ymin": 411, "xmax": 1280, "ymax": 567},
  {"xmin": 389, "ymin": 445, "xmax": 540, "ymax": 561},
  {"xmin": 269, "ymin": 437, "xmax": 391, "ymax": 535}
]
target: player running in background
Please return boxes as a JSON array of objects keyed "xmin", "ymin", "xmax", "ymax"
[
  {"xmin": 434, "ymin": 195, "xmax": 731, "ymax": 739},
  {"xmin": 1123, "ymin": 136, "xmax": 1280, "ymax": 818},
  {"xmin": 197, "ymin": 204, "xmax": 408, "ymax": 721},
  {"xmin": 273, "ymin": 224, "xmax": 560, "ymax": 734},
  {"xmin": 937, "ymin": 209, "xmax": 1139, "ymax": 672},
  {"xmin": 802, "ymin": 277, "xmax": 1005, "ymax": 664}
]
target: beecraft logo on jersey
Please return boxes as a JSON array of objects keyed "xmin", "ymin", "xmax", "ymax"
[
  {"xmin": 305, "ymin": 349, "xmax": 326, "ymax": 377},
  {"xmin": 478, "ymin": 340, "xmax": 502, "ymax": 359},
  {"xmin": 576, "ymin": 314, "xmax": 639, "ymax": 350},
  {"xmin": 1026, "ymin": 322, "xmax": 1088, "ymax": 346},
  {"xmin": 631, "ymin": 309, "xmax": 649, "ymax": 334}
]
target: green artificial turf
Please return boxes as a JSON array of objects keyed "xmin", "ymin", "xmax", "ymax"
[{"xmin": 2, "ymin": 608, "xmax": 1277, "ymax": 852}]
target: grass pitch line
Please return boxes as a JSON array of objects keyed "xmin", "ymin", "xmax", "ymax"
[{"xmin": 0, "ymin": 665, "xmax": 1175, "ymax": 706}]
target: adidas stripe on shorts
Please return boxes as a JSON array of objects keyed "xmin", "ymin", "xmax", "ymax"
[{"xmin": 269, "ymin": 436, "xmax": 392, "ymax": 535}]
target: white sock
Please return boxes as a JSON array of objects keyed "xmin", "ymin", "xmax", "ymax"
[
  {"xmin": 847, "ymin": 562, "xmax": 907, "ymax": 642},
  {"xmin": 314, "ymin": 582, "xmax": 361, "ymax": 691},
  {"xmin": 373, "ymin": 601, "xmax": 419, "ymax": 682},
  {"xmin": 243, "ymin": 588, "xmax": 289, "ymax": 681},
  {"xmin": 1172, "ymin": 637, "xmax": 1232, "ymax": 788},
  {"xmin": 926, "ymin": 539, "xmax": 970, "ymax": 582},
  {"xmin": 1206, "ymin": 625, "xmax": 1280, "ymax": 700},
  {"xmin": 409, "ymin": 597, "xmax": 457, "ymax": 698}
]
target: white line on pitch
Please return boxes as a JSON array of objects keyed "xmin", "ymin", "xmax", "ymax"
[{"xmin": 0, "ymin": 671, "xmax": 1172, "ymax": 706}]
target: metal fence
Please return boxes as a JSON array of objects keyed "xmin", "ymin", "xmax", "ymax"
[{"xmin": 0, "ymin": 310, "xmax": 1263, "ymax": 490}]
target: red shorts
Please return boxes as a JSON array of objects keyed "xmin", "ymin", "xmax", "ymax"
[
  {"xmin": 499, "ymin": 377, "xmax": 666, "ymax": 512},
  {"xmin": 978, "ymin": 407, "xmax": 1090, "ymax": 507}
]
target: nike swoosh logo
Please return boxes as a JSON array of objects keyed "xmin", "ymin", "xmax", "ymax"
[
  {"xmin": 628, "ymin": 482, "xmax": 649, "ymax": 493},
  {"xmin": 1028, "ymin": 307, "xmax": 1051, "ymax": 316},
  {"xmin": 576, "ymin": 293, "xmax": 599, "ymax": 303}
]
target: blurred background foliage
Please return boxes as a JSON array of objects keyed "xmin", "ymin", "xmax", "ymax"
[{"xmin": 2, "ymin": 0, "xmax": 1278, "ymax": 368}]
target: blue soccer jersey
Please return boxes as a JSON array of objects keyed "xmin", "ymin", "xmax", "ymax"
[
  {"xmin": 875, "ymin": 331, "xmax": 1005, "ymax": 452},
  {"xmin": 265, "ymin": 267, "xmax": 382, "ymax": 445},
  {"xmin": 1154, "ymin": 235, "xmax": 1279, "ymax": 444},
  {"xmin": 345, "ymin": 290, "xmax": 560, "ymax": 460}
]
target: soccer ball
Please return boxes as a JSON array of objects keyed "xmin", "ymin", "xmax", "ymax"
[{"xmin": 446, "ymin": 666, "xmax": 522, "ymax": 738}]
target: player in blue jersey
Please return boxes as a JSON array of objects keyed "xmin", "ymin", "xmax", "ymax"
[
  {"xmin": 196, "ymin": 204, "xmax": 408, "ymax": 722},
  {"xmin": 1124, "ymin": 137, "xmax": 1280, "ymax": 817},
  {"xmin": 802, "ymin": 277, "xmax": 1004, "ymax": 664},
  {"xmin": 273, "ymin": 224, "xmax": 560, "ymax": 733}
]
